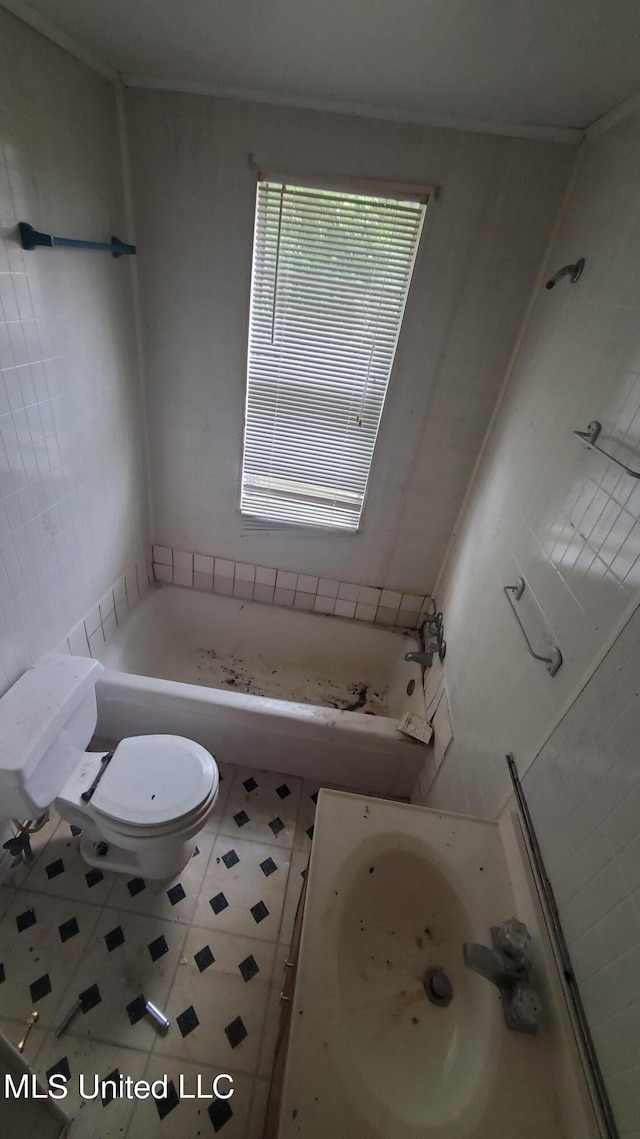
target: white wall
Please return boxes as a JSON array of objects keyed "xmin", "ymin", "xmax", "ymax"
[
  {"xmin": 429, "ymin": 111, "xmax": 640, "ymax": 819},
  {"xmin": 519, "ymin": 603, "xmax": 640, "ymax": 1137},
  {"xmin": 426, "ymin": 111, "xmax": 640, "ymax": 1138},
  {"xmin": 126, "ymin": 88, "xmax": 572, "ymax": 593},
  {"xmin": 0, "ymin": 9, "xmax": 149, "ymax": 695}
]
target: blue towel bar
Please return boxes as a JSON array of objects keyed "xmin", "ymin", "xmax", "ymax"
[{"xmin": 19, "ymin": 222, "xmax": 135, "ymax": 257}]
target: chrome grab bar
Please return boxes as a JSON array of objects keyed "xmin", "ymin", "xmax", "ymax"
[
  {"xmin": 574, "ymin": 421, "xmax": 640, "ymax": 479},
  {"xmin": 503, "ymin": 578, "xmax": 562, "ymax": 677}
]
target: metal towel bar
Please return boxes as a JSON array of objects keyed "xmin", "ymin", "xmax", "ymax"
[
  {"xmin": 503, "ymin": 578, "xmax": 562, "ymax": 676},
  {"xmin": 19, "ymin": 221, "xmax": 136, "ymax": 257},
  {"xmin": 574, "ymin": 420, "xmax": 640, "ymax": 479}
]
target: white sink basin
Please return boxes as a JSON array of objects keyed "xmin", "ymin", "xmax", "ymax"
[
  {"xmin": 335, "ymin": 836, "xmax": 494, "ymax": 1131},
  {"xmin": 278, "ymin": 791, "xmax": 597, "ymax": 1139}
]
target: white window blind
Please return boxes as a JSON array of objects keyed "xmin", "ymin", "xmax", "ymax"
[{"xmin": 241, "ymin": 179, "xmax": 427, "ymax": 530}]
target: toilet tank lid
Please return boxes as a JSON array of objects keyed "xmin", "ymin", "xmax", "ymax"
[{"xmin": 0, "ymin": 654, "xmax": 104, "ymax": 780}]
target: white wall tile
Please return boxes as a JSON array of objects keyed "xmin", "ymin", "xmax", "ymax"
[
  {"xmin": 213, "ymin": 574, "xmax": 233, "ymax": 595},
  {"xmin": 358, "ymin": 585, "xmax": 381, "ymax": 606},
  {"xmin": 233, "ymin": 578, "xmax": 253, "ymax": 599},
  {"xmin": 253, "ymin": 582, "xmax": 274, "ymax": 604},
  {"xmin": 334, "ymin": 599, "xmax": 356, "ymax": 619},
  {"xmin": 314, "ymin": 595, "xmax": 335, "ymax": 614},
  {"xmin": 153, "ymin": 545, "xmax": 172, "ymax": 565},
  {"xmin": 296, "ymin": 574, "xmax": 318, "ymax": 594},
  {"xmin": 194, "ymin": 553, "xmax": 214, "ymax": 575},
  {"xmin": 255, "ymin": 566, "xmax": 276, "ymax": 586},
  {"xmin": 173, "ymin": 549, "xmax": 193, "ymax": 570},
  {"xmin": 274, "ymin": 586, "xmax": 295, "ymax": 606},
  {"xmin": 154, "ymin": 563, "xmax": 173, "ymax": 584},
  {"xmin": 355, "ymin": 602, "xmax": 377, "ymax": 621},
  {"xmin": 173, "ymin": 566, "xmax": 193, "ymax": 587},
  {"xmin": 317, "ymin": 578, "xmax": 339, "ymax": 598},
  {"xmin": 214, "ymin": 558, "xmax": 235, "ymax": 578},
  {"xmin": 193, "ymin": 569, "xmax": 213, "ymax": 592},
  {"xmin": 293, "ymin": 591, "xmax": 315, "ymax": 611},
  {"xmin": 276, "ymin": 570, "xmax": 297, "ymax": 591},
  {"xmin": 337, "ymin": 582, "xmax": 359, "ymax": 602},
  {"xmin": 235, "ymin": 562, "xmax": 255, "ymax": 582}
]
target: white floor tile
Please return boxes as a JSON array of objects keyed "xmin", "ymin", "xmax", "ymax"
[
  {"xmin": 153, "ymin": 926, "xmax": 275, "ymax": 1073},
  {"xmin": 34, "ymin": 1033, "xmax": 146, "ymax": 1138},
  {"xmin": 193, "ymin": 836, "xmax": 290, "ymax": 943},
  {"xmin": 53, "ymin": 907, "xmax": 188, "ymax": 1052},
  {"xmin": 129, "ymin": 1055, "xmax": 253, "ymax": 1138},
  {"xmin": 105, "ymin": 830, "xmax": 215, "ymax": 925},
  {"xmin": 0, "ymin": 890, "xmax": 102, "ymax": 1028},
  {"xmin": 218, "ymin": 768, "xmax": 302, "ymax": 849}
]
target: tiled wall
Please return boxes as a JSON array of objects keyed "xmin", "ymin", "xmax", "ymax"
[
  {"xmin": 57, "ymin": 548, "xmax": 153, "ymax": 659},
  {"xmin": 0, "ymin": 9, "xmax": 149, "ymax": 697},
  {"xmin": 152, "ymin": 546, "xmax": 428, "ymax": 627},
  {"xmin": 428, "ymin": 111, "xmax": 640, "ymax": 819},
  {"xmin": 127, "ymin": 88, "xmax": 573, "ymax": 594},
  {"xmin": 518, "ymin": 601, "xmax": 640, "ymax": 1137}
]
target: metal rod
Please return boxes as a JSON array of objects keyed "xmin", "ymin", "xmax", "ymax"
[
  {"xmin": 506, "ymin": 754, "xmax": 619, "ymax": 1139},
  {"xmin": 503, "ymin": 579, "xmax": 562, "ymax": 676},
  {"xmin": 574, "ymin": 421, "xmax": 640, "ymax": 479},
  {"xmin": 19, "ymin": 222, "xmax": 135, "ymax": 257}
]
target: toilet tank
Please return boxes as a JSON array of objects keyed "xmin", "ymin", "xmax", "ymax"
[{"xmin": 0, "ymin": 654, "xmax": 105, "ymax": 819}]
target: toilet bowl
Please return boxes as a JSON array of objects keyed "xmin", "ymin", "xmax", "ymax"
[{"xmin": 0, "ymin": 654, "xmax": 219, "ymax": 880}]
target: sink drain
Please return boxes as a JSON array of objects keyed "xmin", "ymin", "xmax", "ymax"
[{"xmin": 424, "ymin": 967, "xmax": 453, "ymax": 1007}]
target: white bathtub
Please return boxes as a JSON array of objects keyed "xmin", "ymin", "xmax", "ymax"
[{"xmin": 94, "ymin": 585, "xmax": 428, "ymax": 796}]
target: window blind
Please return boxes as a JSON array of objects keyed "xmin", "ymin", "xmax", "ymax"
[{"xmin": 241, "ymin": 179, "xmax": 427, "ymax": 530}]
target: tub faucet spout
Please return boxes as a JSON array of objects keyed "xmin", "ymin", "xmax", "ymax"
[
  {"xmin": 463, "ymin": 919, "xmax": 543, "ymax": 1034},
  {"xmin": 404, "ymin": 650, "xmax": 433, "ymax": 667}
]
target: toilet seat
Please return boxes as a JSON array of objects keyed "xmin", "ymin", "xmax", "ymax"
[{"xmin": 90, "ymin": 735, "xmax": 218, "ymax": 832}]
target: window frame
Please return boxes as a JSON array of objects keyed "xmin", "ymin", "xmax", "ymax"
[{"xmin": 238, "ymin": 171, "xmax": 433, "ymax": 533}]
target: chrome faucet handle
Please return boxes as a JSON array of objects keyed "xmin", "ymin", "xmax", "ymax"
[{"xmin": 495, "ymin": 917, "xmax": 531, "ymax": 958}]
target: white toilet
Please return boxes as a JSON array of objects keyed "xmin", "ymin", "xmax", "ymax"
[{"xmin": 0, "ymin": 653, "xmax": 219, "ymax": 879}]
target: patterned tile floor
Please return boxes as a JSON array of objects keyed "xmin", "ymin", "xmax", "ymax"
[{"xmin": 0, "ymin": 760, "xmax": 335, "ymax": 1138}]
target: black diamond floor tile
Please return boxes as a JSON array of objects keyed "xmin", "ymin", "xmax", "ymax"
[
  {"xmin": 250, "ymin": 900, "xmax": 269, "ymax": 924},
  {"xmin": 16, "ymin": 908, "xmax": 36, "ymax": 932},
  {"xmin": 306, "ymin": 825, "xmax": 315, "ymax": 840},
  {"xmin": 210, "ymin": 892, "xmax": 229, "ymax": 915},
  {"xmin": 233, "ymin": 810, "xmax": 250, "ymax": 828},
  {"xmin": 58, "ymin": 917, "xmax": 79, "ymax": 943},
  {"xmin": 156, "ymin": 1079, "xmax": 180, "ymax": 1119},
  {"xmin": 101, "ymin": 1068, "xmax": 119, "ymax": 1106},
  {"xmin": 127, "ymin": 876, "xmax": 146, "ymax": 897},
  {"xmin": 208, "ymin": 1098, "xmax": 234, "ymax": 1132},
  {"xmin": 177, "ymin": 1004, "xmax": 199, "ymax": 1037},
  {"xmin": 80, "ymin": 983, "xmax": 102, "ymax": 1013},
  {"xmin": 242, "ymin": 777, "xmax": 258, "ymax": 793},
  {"xmin": 222, "ymin": 849, "xmax": 239, "ymax": 869},
  {"xmin": 238, "ymin": 954, "xmax": 259, "ymax": 982},
  {"xmin": 126, "ymin": 994, "xmax": 147, "ymax": 1025},
  {"xmin": 30, "ymin": 973, "xmax": 52, "ymax": 1002},
  {"xmin": 148, "ymin": 934, "xmax": 169, "ymax": 962},
  {"xmin": 70, "ymin": 824, "xmax": 83, "ymax": 837},
  {"xmin": 310, "ymin": 791, "xmax": 318, "ymax": 804},
  {"xmin": 260, "ymin": 856, "xmax": 277, "ymax": 877},
  {"xmin": 224, "ymin": 1015, "xmax": 248, "ymax": 1049},
  {"xmin": 194, "ymin": 945, "xmax": 215, "ymax": 972},
  {"xmin": 45, "ymin": 858, "xmax": 65, "ymax": 879},
  {"xmin": 46, "ymin": 1056, "xmax": 71, "ymax": 1082},
  {"xmin": 104, "ymin": 925, "xmax": 125, "ymax": 952},
  {"xmin": 0, "ymin": 964, "xmax": 5, "ymax": 984},
  {"xmin": 167, "ymin": 883, "xmax": 185, "ymax": 906},
  {"xmin": 268, "ymin": 817, "xmax": 284, "ymax": 835},
  {"xmin": 276, "ymin": 783, "xmax": 291, "ymax": 799},
  {"xmin": 85, "ymin": 868, "xmax": 104, "ymax": 888},
  {"xmin": 192, "ymin": 845, "xmax": 200, "ymax": 857}
]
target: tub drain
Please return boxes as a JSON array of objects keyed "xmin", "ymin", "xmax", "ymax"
[
  {"xmin": 406, "ymin": 679, "xmax": 416, "ymax": 696},
  {"xmin": 424, "ymin": 967, "xmax": 453, "ymax": 1006}
]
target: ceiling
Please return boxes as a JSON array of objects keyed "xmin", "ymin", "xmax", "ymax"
[{"xmin": 14, "ymin": 0, "xmax": 640, "ymax": 133}]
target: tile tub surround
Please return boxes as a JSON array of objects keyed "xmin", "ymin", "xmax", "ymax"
[
  {"xmin": 152, "ymin": 546, "xmax": 429, "ymax": 629},
  {"xmin": 0, "ymin": 763, "xmax": 337, "ymax": 1139},
  {"xmin": 54, "ymin": 548, "xmax": 154, "ymax": 659}
]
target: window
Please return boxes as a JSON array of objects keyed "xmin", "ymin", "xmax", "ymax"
[{"xmin": 240, "ymin": 178, "xmax": 428, "ymax": 530}]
